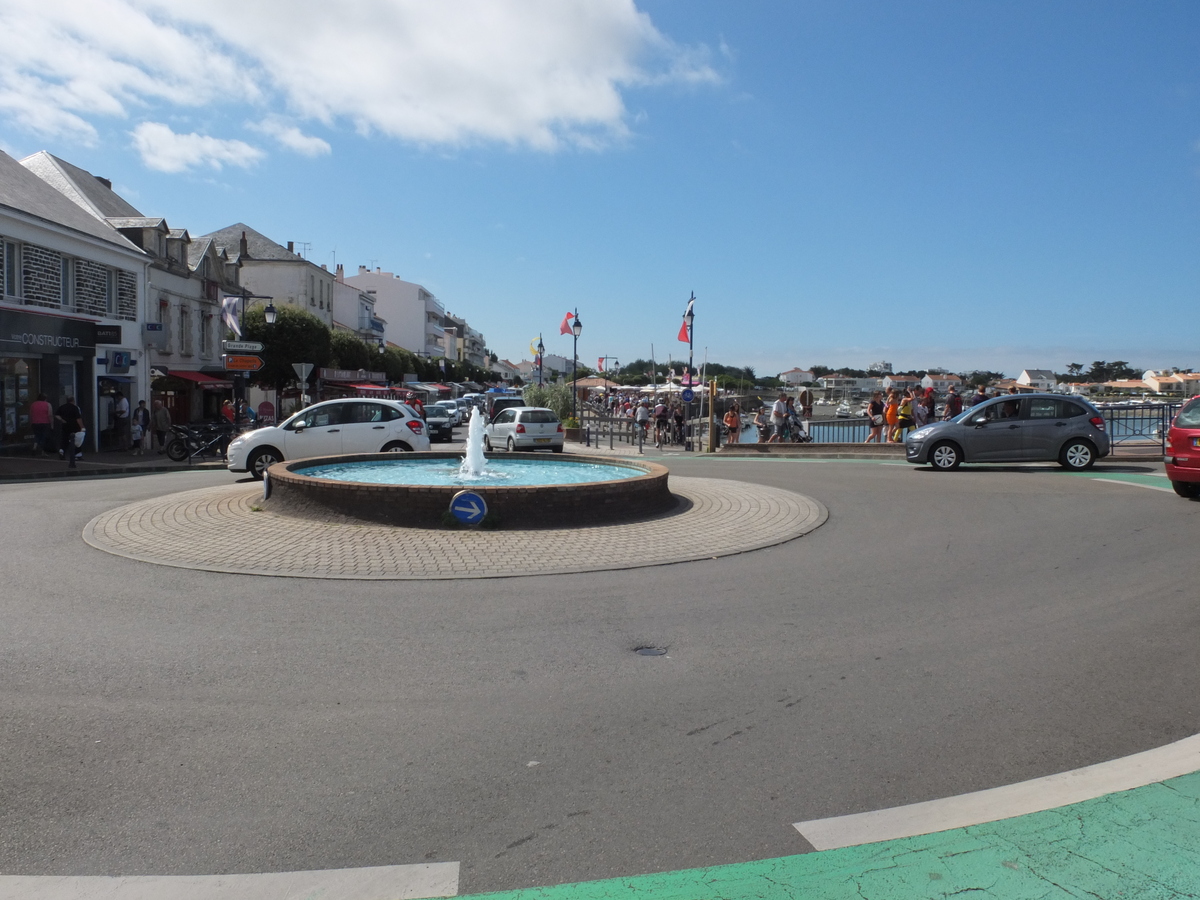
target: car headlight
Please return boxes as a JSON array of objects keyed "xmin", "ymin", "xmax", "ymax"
[{"xmin": 909, "ymin": 427, "xmax": 935, "ymax": 441}]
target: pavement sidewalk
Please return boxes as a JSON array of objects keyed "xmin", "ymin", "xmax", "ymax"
[{"xmin": 0, "ymin": 449, "xmax": 226, "ymax": 481}]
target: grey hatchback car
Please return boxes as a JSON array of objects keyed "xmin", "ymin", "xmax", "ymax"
[{"xmin": 905, "ymin": 393, "xmax": 1110, "ymax": 470}]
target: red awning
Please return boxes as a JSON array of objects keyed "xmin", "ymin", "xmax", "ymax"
[
  {"xmin": 347, "ymin": 383, "xmax": 391, "ymax": 393},
  {"xmin": 167, "ymin": 371, "xmax": 233, "ymax": 389},
  {"xmin": 429, "ymin": 383, "xmax": 451, "ymax": 391}
]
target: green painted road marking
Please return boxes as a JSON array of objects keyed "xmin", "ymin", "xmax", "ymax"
[
  {"xmin": 1071, "ymin": 471, "xmax": 1174, "ymax": 492},
  {"xmin": 465, "ymin": 772, "xmax": 1200, "ymax": 899}
]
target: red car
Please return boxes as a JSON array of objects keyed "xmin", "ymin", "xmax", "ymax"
[{"xmin": 1166, "ymin": 395, "xmax": 1200, "ymax": 499}]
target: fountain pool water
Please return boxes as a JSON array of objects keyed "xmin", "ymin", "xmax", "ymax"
[
  {"xmin": 261, "ymin": 404, "xmax": 674, "ymax": 528},
  {"xmin": 298, "ymin": 457, "xmax": 641, "ymax": 487}
]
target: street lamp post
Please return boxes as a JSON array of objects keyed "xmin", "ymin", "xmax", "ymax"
[
  {"xmin": 685, "ymin": 294, "xmax": 695, "ymax": 451},
  {"xmin": 537, "ymin": 334, "xmax": 544, "ymax": 387},
  {"xmin": 571, "ymin": 310, "xmax": 582, "ymax": 421}
]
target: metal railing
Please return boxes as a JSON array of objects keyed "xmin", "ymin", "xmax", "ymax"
[{"xmin": 1100, "ymin": 403, "xmax": 1180, "ymax": 452}]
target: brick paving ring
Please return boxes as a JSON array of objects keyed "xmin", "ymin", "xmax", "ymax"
[{"xmin": 82, "ymin": 476, "xmax": 827, "ymax": 580}]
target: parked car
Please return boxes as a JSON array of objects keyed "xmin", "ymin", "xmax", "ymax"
[
  {"xmin": 486, "ymin": 393, "xmax": 527, "ymax": 419},
  {"xmin": 433, "ymin": 400, "xmax": 462, "ymax": 426},
  {"xmin": 1166, "ymin": 395, "xmax": 1200, "ymax": 498},
  {"xmin": 227, "ymin": 398, "xmax": 431, "ymax": 479},
  {"xmin": 483, "ymin": 406, "xmax": 564, "ymax": 452},
  {"xmin": 423, "ymin": 405, "xmax": 455, "ymax": 443},
  {"xmin": 905, "ymin": 393, "xmax": 1110, "ymax": 471}
]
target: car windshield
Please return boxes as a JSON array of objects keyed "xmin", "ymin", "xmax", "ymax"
[
  {"xmin": 425, "ymin": 409, "xmax": 448, "ymax": 419},
  {"xmin": 1175, "ymin": 398, "xmax": 1200, "ymax": 428}
]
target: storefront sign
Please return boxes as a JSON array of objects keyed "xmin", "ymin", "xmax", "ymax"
[
  {"xmin": 94, "ymin": 325, "xmax": 123, "ymax": 344},
  {"xmin": 319, "ymin": 367, "xmax": 386, "ymax": 382},
  {"xmin": 0, "ymin": 307, "xmax": 98, "ymax": 354}
]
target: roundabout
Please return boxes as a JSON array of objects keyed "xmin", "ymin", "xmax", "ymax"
[
  {"xmin": 83, "ymin": 476, "xmax": 827, "ymax": 579},
  {"xmin": 2, "ymin": 456, "xmax": 1199, "ymax": 897}
]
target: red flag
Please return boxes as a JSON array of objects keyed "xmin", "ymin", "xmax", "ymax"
[
  {"xmin": 597, "ymin": 358, "xmax": 604, "ymax": 371},
  {"xmin": 677, "ymin": 319, "xmax": 690, "ymax": 343},
  {"xmin": 559, "ymin": 311, "xmax": 574, "ymax": 335}
]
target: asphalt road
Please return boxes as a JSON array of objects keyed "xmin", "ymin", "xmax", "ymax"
[{"xmin": 0, "ymin": 456, "xmax": 1196, "ymax": 894}]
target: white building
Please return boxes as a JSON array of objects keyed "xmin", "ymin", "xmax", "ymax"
[
  {"xmin": 780, "ymin": 367, "xmax": 815, "ymax": 385},
  {"xmin": 1017, "ymin": 369, "xmax": 1057, "ymax": 391},
  {"xmin": 200, "ymin": 224, "xmax": 335, "ymax": 328},
  {"xmin": 332, "ymin": 267, "xmax": 386, "ymax": 346},
  {"xmin": 921, "ymin": 372, "xmax": 963, "ymax": 392},
  {"xmin": 883, "ymin": 375, "xmax": 920, "ymax": 392},
  {"xmin": 344, "ymin": 267, "xmax": 446, "ymax": 358},
  {"xmin": 1, "ymin": 149, "xmax": 147, "ymax": 453}
]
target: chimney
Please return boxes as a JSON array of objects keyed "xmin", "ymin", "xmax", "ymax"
[
  {"xmin": 320, "ymin": 263, "xmax": 327, "ymax": 271},
  {"xmin": 335, "ymin": 263, "xmax": 344, "ymax": 282},
  {"xmin": 287, "ymin": 241, "xmax": 294, "ymax": 253},
  {"xmin": 358, "ymin": 265, "xmax": 368, "ymax": 275},
  {"xmin": 94, "ymin": 176, "xmax": 112, "ymax": 189},
  {"xmin": 239, "ymin": 231, "xmax": 248, "ymax": 258},
  {"xmin": 376, "ymin": 267, "xmax": 381, "ymax": 273}
]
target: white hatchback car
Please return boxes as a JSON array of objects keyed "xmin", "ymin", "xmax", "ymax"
[
  {"xmin": 227, "ymin": 398, "xmax": 431, "ymax": 479},
  {"xmin": 482, "ymin": 406, "xmax": 564, "ymax": 452}
]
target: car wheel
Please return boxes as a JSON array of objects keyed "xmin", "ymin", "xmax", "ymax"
[
  {"xmin": 507, "ymin": 437, "xmax": 517, "ymax": 452},
  {"xmin": 382, "ymin": 441, "xmax": 412, "ymax": 452},
  {"xmin": 1172, "ymin": 481, "xmax": 1200, "ymax": 499},
  {"xmin": 1059, "ymin": 439, "xmax": 1095, "ymax": 470},
  {"xmin": 248, "ymin": 447, "xmax": 281, "ymax": 480},
  {"xmin": 482, "ymin": 435, "xmax": 492, "ymax": 451},
  {"xmin": 551, "ymin": 445, "xmax": 564, "ymax": 453},
  {"xmin": 929, "ymin": 441, "xmax": 962, "ymax": 471}
]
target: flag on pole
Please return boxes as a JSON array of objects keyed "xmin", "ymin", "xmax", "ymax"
[
  {"xmin": 677, "ymin": 294, "xmax": 694, "ymax": 343},
  {"xmin": 597, "ymin": 358, "xmax": 604, "ymax": 372},
  {"xmin": 559, "ymin": 311, "xmax": 575, "ymax": 335},
  {"xmin": 221, "ymin": 295, "xmax": 242, "ymax": 339}
]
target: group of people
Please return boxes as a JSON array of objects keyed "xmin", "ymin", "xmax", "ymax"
[{"xmin": 863, "ymin": 383, "xmax": 1020, "ymax": 443}]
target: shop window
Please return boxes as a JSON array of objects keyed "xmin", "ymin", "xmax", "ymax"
[
  {"xmin": 60, "ymin": 257, "xmax": 73, "ymax": 307},
  {"xmin": 4, "ymin": 242, "xmax": 20, "ymax": 299},
  {"xmin": 105, "ymin": 269, "xmax": 117, "ymax": 315}
]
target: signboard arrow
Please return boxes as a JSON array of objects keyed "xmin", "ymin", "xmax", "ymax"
[
  {"xmin": 223, "ymin": 340, "xmax": 264, "ymax": 353},
  {"xmin": 449, "ymin": 490, "xmax": 488, "ymax": 525},
  {"xmin": 223, "ymin": 354, "xmax": 264, "ymax": 372}
]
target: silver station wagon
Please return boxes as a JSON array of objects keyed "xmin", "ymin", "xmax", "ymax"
[
  {"xmin": 482, "ymin": 406, "xmax": 565, "ymax": 452},
  {"xmin": 905, "ymin": 393, "xmax": 1111, "ymax": 471}
]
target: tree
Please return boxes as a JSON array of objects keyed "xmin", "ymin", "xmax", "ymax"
[
  {"xmin": 1066, "ymin": 362, "xmax": 1084, "ymax": 378},
  {"xmin": 958, "ymin": 370, "xmax": 1006, "ymax": 388},
  {"xmin": 242, "ymin": 305, "xmax": 331, "ymax": 392},
  {"xmin": 330, "ymin": 330, "xmax": 376, "ymax": 371}
]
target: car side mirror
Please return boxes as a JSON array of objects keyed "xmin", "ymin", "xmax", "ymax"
[{"xmin": 971, "ymin": 415, "xmax": 987, "ymax": 426}]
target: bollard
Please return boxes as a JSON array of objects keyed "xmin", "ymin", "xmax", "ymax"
[
  {"xmin": 585, "ymin": 425, "xmax": 591, "ymax": 447},
  {"xmin": 610, "ymin": 419, "xmax": 614, "ymax": 450}
]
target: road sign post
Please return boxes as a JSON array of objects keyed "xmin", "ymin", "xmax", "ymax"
[
  {"xmin": 449, "ymin": 490, "xmax": 488, "ymax": 526},
  {"xmin": 223, "ymin": 355, "xmax": 264, "ymax": 372},
  {"xmin": 222, "ymin": 340, "xmax": 264, "ymax": 353}
]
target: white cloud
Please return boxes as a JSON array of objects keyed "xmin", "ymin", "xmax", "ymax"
[
  {"xmin": 248, "ymin": 117, "xmax": 331, "ymax": 157},
  {"xmin": 0, "ymin": 0, "xmax": 718, "ymax": 157},
  {"xmin": 131, "ymin": 122, "xmax": 264, "ymax": 173}
]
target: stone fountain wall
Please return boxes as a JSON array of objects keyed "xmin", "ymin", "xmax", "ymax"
[{"xmin": 262, "ymin": 452, "xmax": 674, "ymax": 529}]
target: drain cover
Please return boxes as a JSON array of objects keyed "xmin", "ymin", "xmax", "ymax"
[{"xmin": 635, "ymin": 646, "xmax": 667, "ymax": 656}]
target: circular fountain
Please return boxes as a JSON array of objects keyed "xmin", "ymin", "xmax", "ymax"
[{"xmin": 261, "ymin": 408, "xmax": 673, "ymax": 528}]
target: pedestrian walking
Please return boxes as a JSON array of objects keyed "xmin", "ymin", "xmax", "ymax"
[
  {"xmin": 131, "ymin": 400, "xmax": 150, "ymax": 455},
  {"xmin": 767, "ymin": 392, "xmax": 788, "ymax": 443},
  {"xmin": 884, "ymin": 390, "xmax": 900, "ymax": 441},
  {"xmin": 152, "ymin": 400, "xmax": 172, "ymax": 453},
  {"xmin": 113, "ymin": 390, "xmax": 130, "ymax": 451},
  {"xmin": 943, "ymin": 385, "xmax": 963, "ymax": 420},
  {"xmin": 969, "ymin": 385, "xmax": 989, "ymax": 407},
  {"xmin": 722, "ymin": 403, "xmax": 741, "ymax": 444},
  {"xmin": 754, "ymin": 406, "xmax": 769, "ymax": 442},
  {"xmin": 864, "ymin": 391, "xmax": 885, "ymax": 443},
  {"xmin": 55, "ymin": 396, "xmax": 84, "ymax": 468},
  {"xmin": 29, "ymin": 393, "xmax": 53, "ymax": 456}
]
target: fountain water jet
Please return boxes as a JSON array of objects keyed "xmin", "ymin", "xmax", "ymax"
[{"xmin": 460, "ymin": 407, "xmax": 488, "ymax": 478}]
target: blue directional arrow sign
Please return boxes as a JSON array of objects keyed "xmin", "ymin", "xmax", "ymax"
[{"xmin": 449, "ymin": 490, "xmax": 488, "ymax": 525}]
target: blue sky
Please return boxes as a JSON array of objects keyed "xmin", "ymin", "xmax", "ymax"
[{"xmin": 1, "ymin": 0, "xmax": 1197, "ymax": 377}]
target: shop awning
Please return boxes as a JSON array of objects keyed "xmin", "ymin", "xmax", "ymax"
[
  {"xmin": 347, "ymin": 383, "xmax": 392, "ymax": 393},
  {"xmin": 428, "ymin": 383, "xmax": 451, "ymax": 391},
  {"xmin": 167, "ymin": 371, "xmax": 233, "ymax": 389}
]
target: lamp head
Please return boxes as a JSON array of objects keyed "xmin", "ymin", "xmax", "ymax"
[
  {"xmin": 572, "ymin": 316, "xmax": 582, "ymax": 337},
  {"xmin": 264, "ymin": 302, "xmax": 277, "ymax": 325}
]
